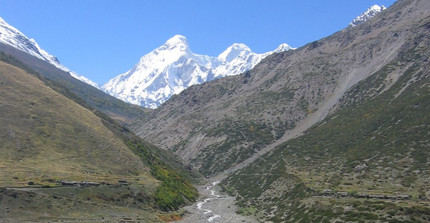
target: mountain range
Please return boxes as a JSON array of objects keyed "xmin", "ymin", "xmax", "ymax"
[
  {"xmin": 102, "ymin": 4, "xmax": 386, "ymax": 109},
  {"xmin": 0, "ymin": 5, "xmax": 385, "ymax": 110},
  {"xmin": 102, "ymin": 35, "xmax": 293, "ymax": 108},
  {"xmin": 132, "ymin": 0, "xmax": 430, "ymax": 221},
  {"xmin": 2, "ymin": 1, "xmax": 429, "ymax": 222}
]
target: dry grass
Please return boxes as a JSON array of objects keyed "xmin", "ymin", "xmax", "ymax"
[{"xmin": 0, "ymin": 61, "xmax": 153, "ymax": 187}]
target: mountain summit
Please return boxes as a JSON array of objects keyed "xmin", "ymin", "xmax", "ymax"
[
  {"xmin": 349, "ymin": 5, "xmax": 386, "ymax": 27},
  {"xmin": 162, "ymin": 34, "xmax": 190, "ymax": 50},
  {"xmin": 0, "ymin": 16, "xmax": 98, "ymax": 88},
  {"xmin": 102, "ymin": 36, "xmax": 293, "ymax": 108}
]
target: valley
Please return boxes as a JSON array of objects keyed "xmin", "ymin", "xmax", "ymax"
[{"xmin": 1, "ymin": 0, "xmax": 429, "ymax": 222}]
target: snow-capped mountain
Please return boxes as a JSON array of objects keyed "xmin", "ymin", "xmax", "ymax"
[
  {"xmin": 103, "ymin": 35, "xmax": 294, "ymax": 108},
  {"xmin": 0, "ymin": 17, "xmax": 98, "ymax": 88},
  {"xmin": 349, "ymin": 5, "xmax": 386, "ymax": 27}
]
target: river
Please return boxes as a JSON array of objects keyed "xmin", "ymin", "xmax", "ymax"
[{"xmin": 177, "ymin": 181, "xmax": 257, "ymax": 223}]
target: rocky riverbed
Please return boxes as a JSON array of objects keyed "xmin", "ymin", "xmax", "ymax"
[{"xmin": 177, "ymin": 181, "xmax": 257, "ymax": 223}]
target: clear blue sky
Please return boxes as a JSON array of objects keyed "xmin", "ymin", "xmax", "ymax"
[{"xmin": 0, "ymin": 0, "xmax": 396, "ymax": 84}]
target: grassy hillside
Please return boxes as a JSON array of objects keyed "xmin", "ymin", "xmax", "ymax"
[
  {"xmin": 0, "ymin": 54, "xmax": 198, "ymax": 221},
  {"xmin": 222, "ymin": 22, "xmax": 430, "ymax": 222},
  {"xmin": 0, "ymin": 60, "xmax": 147, "ymax": 185}
]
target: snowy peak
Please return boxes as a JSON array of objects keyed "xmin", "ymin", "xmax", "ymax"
[
  {"xmin": 273, "ymin": 43, "xmax": 294, "ymax": 53},
  {"xmin": 164, "ymin": 35, "xmax": 188, "ymax": 47},
  {"xmin": 0, "ymin": 16, "xmax": 98, "ymax": 88},
  {"xmin": 349, "ymin": 5, "xmax": 386, "ymax": 27},
  {"xmin": 158, "ymin": 34, "xmax": 190, "ymax": 52},
  {"xmin": 103, "ymin": 35, "xmax": 294, "ymax": 108},
  {"xmin": 218, "ymin": 43, "xmax": 252, "ymax": 62}
]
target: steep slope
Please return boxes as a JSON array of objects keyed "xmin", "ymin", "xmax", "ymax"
[
  {"xmin": 0, "ymin": 60, "xmax": 146, "ymax": 184},
  {"xmin": 0, "ymin": 17, "xmax": 145, "ymax": 125},
  {"xmin": 0, "ymin": 16, "xmax": 98, "ymax": 87},
  {"xmin": 0, "ymin": 54, "xmax": 198, "ymax": 221},
  {"xmin": 223, "ymin": 23, "xmax": 430, "ymax": 223},
  {"xmin": 0, "ymin": 42, "xmax": 147, "ymax": 125},
  {"xmin": 133, "ymin": 0, "xmax": 424, "ymax": 177},
  {"xmin": 218, "ymin": 0, "xmax": 430, "ymax": 222},
  {"xmin": 103, "ymin": 35, "xmax": 293, "ymax": 108}
]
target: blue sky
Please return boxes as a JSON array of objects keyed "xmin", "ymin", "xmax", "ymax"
[{"xmin": 0, "ymin": 0, "xmax": 396, "ymax": 84}]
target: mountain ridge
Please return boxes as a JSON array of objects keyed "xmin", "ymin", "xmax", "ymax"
[
  {"xmin": 349, "ymin": 4, "xmax": 387, "ymax": 27},
  {"xmin": 0, "ymin": 16, "xmax": 98, "ymax": 88},
  {"xmin": 102, "ymin": 35, "xmax": 294, "ymax": 108},
  {"xmin": 132, "ymin": 0, "xmax": 428, "ymax": 178}
]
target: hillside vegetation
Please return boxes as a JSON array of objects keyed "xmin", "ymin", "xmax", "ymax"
[
  {"xmin": 0, "ymin": 53, "xmax": 198, "ymax": 222},
  {"xmin": 223, "ymin": 36, "xmax": 430, "ymax": 222},
  {"xmin": 221, "ymin": 0, "xmax": 430, "ymax": 221}
]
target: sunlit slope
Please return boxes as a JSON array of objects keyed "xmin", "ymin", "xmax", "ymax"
[
  {"xmin": 0, "ymin": 42, "xmax": 147, "ymax": 125},
  {"xmin": 222, "ymin": 5, "xmax": 430, "ymax": 221},
  {"xmin": 0, "ymin": 60, "xmax": 149, "ymax": 186}
]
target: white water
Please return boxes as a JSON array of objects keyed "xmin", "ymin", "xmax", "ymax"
[
  {"xmin": 178, "ymin": 181, "xmax": 256, "ymax": 223},
  {"xmin": 196, "ymin": 181, "xmax": 222, "ymax": 220}
]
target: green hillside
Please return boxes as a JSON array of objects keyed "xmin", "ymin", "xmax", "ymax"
[{"xmin": 0, "ymin": 54, "xmax": 198, "ymax": 222}]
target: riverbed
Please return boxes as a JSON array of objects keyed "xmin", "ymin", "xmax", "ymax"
[{"xmin": 177, "ymin": 181, "xmax": 257, "ymax": 223}]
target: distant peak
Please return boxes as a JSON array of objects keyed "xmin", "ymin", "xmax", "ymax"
[
  {"xmin": 218, "ymin": 43, "xmax": 252, "ymax": 62},
  {"xmin": 274, "ymin": 43, "xmax": 294, "ymax": 53},
  {"xmin": 165, "ymin": 35, "xmax": 188, "ymax": 46},
  {"xmin": 229, "ymin": 43, "xmax": 251, "ymax": 51},
  {"xmin": 369, "ymin": 4, "xmax": 386, "ymax": 11},
  {"xmin": 349, "ymin": 4, "xmax": 386, "ymax": 27},
  {"xmin": 158, "ymin": 34, "xmax": 190, "ymax": 52}
]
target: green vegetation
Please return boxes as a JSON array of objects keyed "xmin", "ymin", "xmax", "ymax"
[
  {"xmin": 194, "ymin": 119, "xmax": 277, "ymax": 176},
  {"xmin": 122, "ymin": 138, "xmax": 198, "ymax": 211},
  {"xmin": 0, "ymin": 52, "xmax": 199, "ymax": 221}
]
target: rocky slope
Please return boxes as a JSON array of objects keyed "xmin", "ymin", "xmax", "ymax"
[
  {"xmin": 221, "ymin": 0, "xmax": 430, "ymax": 222},
  {"xmin": 102, "ymin": 35, "xmax": 293, "ymax": 108},
  {"xmin": 133, "ymin": 0, "xmax": 423, "ymax": 178}
]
